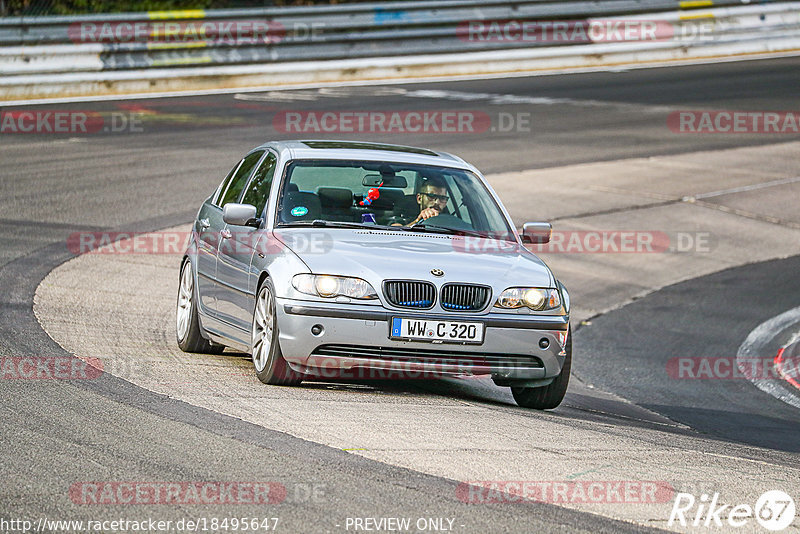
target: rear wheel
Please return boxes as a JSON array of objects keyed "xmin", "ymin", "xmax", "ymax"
[
  {"xmin": 176, "ymin": 260, "xmax": 224, "ymax": 354},
  {"xmin": 252, "ymin": 279, "xmax": 302, "ymax": 386},
  {"xmin": 511, "ymin": 327, "xmax": 571, "ymax": 410}
]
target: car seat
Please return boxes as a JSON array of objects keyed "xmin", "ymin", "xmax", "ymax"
[{"xmin": 318, "ymin": 187, "xmax": 357, "ymax": 222}]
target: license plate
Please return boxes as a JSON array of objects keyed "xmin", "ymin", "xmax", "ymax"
[{"xmin": 390, "ymin": 317, "xmax": 484, "ymax": 344}]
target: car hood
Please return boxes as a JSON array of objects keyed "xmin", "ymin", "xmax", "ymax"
[{"xmin": 273, "ymin": 228, "xmax": 554, "ymax": 289}]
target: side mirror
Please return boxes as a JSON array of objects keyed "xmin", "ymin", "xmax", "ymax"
[
  {"xmin": 521, "ymin": 222, "xmax": 552, "ymax": 244},
  {"xmin": 222, "ymin": 203, "xmax": 260, "ymax": 227}
]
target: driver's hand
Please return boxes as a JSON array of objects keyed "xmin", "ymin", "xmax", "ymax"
[{"xmin": 409, "ymin": 207, "xmax": 439, "ymax": 225}]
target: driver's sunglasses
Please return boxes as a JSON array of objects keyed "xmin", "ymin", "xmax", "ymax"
[{"xmin": 421, "ymin": 192, "xmax": 450, "ymax": 202}]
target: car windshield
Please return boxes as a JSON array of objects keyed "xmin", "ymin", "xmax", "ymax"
[{"xmin": 276, "ymin": 159, "xmax": 514, "ymax": 238}]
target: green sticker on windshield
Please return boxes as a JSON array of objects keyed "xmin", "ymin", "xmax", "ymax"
[{"xmin": 290, "ymin": 206, "xmax": 308, "ymax": 217}]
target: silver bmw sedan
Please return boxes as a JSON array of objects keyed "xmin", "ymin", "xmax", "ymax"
[{"xmin": 177, "ymin": 140, "xmax": 571, "ymax": 409}]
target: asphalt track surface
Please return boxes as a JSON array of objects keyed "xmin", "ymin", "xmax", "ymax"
[
  {"xmin": 575, "ymin": 256, "xmax": 800, "ymax": 452},
  {"xmin": 2, "ymin": 57, "xmax": 800, "ymax": 532}
]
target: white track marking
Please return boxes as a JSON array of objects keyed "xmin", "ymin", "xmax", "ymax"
[
  {"xmin": 394, "ymin": 88, "xmax": 675, "ymax": 113},
  {"xmin": 737, "ymin": 305, "xmax": 800, "ymax": 410},
  {"xmin": 234, "ymin": 91, "xmax": 327, "ymax": 102},
  {"xmin": 690, "ymin": 176, "xmax": 800, "ymax": 200},
  {"xmin": 232, "ymin": 85, "xmax": 674, "ymax": 113}
]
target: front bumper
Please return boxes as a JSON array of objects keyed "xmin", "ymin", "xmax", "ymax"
[{"xmin": 276, "ymin": 298, "xmax": 569, "ymax": 382}]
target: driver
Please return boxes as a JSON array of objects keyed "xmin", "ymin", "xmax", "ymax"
[{"xmin": 392, "ymin": 176, "xmax": 449, "ymax": 226}]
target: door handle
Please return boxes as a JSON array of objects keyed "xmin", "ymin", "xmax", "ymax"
[
  {"xmin": 199, "ymin": 218, "xmax": 210, "ymax": 229},
  {"xmin": 220, "ymin": 229, "xmax": 232, "ymax": 239}
]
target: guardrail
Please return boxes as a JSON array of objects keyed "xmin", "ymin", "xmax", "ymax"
[{"xmin": 1, "ymin": 0, "xmax": 799, "ymax": 101}]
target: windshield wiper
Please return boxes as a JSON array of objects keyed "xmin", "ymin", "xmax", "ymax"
[{"xmin": 400, "ymin": 224, "xmax": 486, "ymax": 238}]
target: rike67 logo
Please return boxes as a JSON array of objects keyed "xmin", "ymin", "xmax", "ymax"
[{"xmin": 669, "ymin": 490, "xmax": 796, "ymax": 531}]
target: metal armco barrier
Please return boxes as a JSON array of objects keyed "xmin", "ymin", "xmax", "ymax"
[{"xmin": 1, "ymin": 0, "xmax": 799, "ymax": 101}]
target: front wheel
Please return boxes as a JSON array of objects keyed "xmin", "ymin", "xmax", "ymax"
[
  {"xmin": 251, "ymin": 279, "xmax": 302, "ymax": 386},
  {"xmin": 511, "ymin": 327, "xmax": 571, "ymax": 410}
]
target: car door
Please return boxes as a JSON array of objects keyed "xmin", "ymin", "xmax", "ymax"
[
  {"xmin": 215, "ymin": 150, "xmax": 275, "ymax": 333},
  {"xmin": 195, "ymin": 161, "xmax": 243, "ymax": 316}
]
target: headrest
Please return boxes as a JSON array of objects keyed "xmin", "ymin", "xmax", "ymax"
[
  {"xmin": 317, "ymin": 187, "xmax": 353, "ymax": 208},
  {"xmin": 369, "ymin": 188, "xmax": 403, "ymax": 210}
]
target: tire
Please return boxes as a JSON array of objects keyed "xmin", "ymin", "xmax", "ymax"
[
  {"xmin": 251, "ymin": 278, "xmax": 302, "ymax": 386},
  {"xmin": 176, "ymin": 259, "xmax": 225, "ymax": 354},
  {"xmin": 511, "ymin": 326, "xmax": 571, "ymax": 410}
]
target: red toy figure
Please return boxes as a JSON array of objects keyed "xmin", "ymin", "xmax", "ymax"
[{"xmin": 360, "ymin": 186, "xmax": 381, "ymax": 206}]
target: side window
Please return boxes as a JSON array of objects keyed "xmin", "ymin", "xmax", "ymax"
[
  {"xmin": 219, "ymin": 150, "xmax": 264, "ymax": 208},
  {"xmin": 212, "ymin": 161, "xmax": 242, "ymax": 207},
  {"xmin": 242, "ymin": 152, "xmax": 277, "ymax": 216}
]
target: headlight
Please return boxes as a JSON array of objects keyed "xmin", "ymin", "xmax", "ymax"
[
  {"xmin": 495, "ymin": 287, "xmax": 561, "ymax": 311},
  {"xmin": 292, "ymin": 274, "xmax": 378, "ymax": 300}
]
